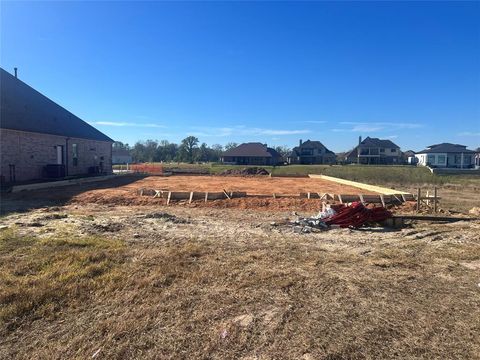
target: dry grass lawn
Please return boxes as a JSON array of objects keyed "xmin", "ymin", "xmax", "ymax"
[{"xmin": 1, "ymin": 204, "xmax": 479, "ymax": 359}]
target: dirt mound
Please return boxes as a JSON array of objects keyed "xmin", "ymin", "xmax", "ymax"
[
  {"xmin": 89, "ymin": 222, "xmax": 124, "ymax": 233},
  {"xmin": 142, "ymin": 212, "xmax": 189, "ymax": 223},
  {"xmin": 218, "ymin": 167, "xmax": 270, "ymax": 176}
]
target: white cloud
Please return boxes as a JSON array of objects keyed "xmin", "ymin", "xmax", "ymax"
[
  {"xmin": 457, "ymin": 131, "xmax": 480, "ymax": 136},
  {"xmin": 89, "ymin": 121, "xmax": 165, "ymax": 128},
  {"xmin": 331, "ymin": 126, "xmax": 383, "ymax": 132},
  {"xmin": 386, "ymin": 135, "xmax": 398, "ymax": 139},
  {"xmin": 188, "ymin": 126, "xmax": 311, "ymax": 137},
  {"xmin": 351, "ymin": 125, "xmax": 384, "ymax": 132},
  {"xmin": 304, "ymin": 120, "xmax": 327, "ymax": 124},
  {"xmin": 340, "ymin": 121, "xmax": 423, "ymax": 129},
  {"xmin": 261, "ymin": 129, "xmax": 310, "ymax": 135},
  {"xmin": 332, "ymin": 121, "xmax": 423, "ymax": 133}
]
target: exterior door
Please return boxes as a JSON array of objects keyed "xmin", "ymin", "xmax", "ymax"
[{"xmin": 56, "ymin": 145, "xmax": 64, "ymax": 164}]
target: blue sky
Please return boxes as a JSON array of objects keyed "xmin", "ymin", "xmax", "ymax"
[{"xmin": 1, "ymin": 1, "xmax": 479, "ymax": 152}]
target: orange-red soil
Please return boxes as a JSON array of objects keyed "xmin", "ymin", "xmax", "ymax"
[
  {"xmin": 66, "ymin": 175, "xmax": 381, "ymax": 211},
  {"xmin": 105, "ymin": 175, "xmax": 378, "ymax": 195}
]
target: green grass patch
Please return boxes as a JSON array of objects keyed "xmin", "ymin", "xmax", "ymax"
[
  {"xmin": 124, "ymin": 162, "xmax": 480, "ymax": 186},
  {"xmin": 0, "ymin": 229, "xmax": 127, "ymax": 328},
  {"xmin": 213, "ymin": 163, "xmax": 478, "ymax": 186}
]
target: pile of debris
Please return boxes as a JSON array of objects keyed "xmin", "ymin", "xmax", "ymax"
[
  {"xmin": 218, "ymin": 167, "xmax": 270, "ymax": 176},
  {"xmin": 285, "ymin": 202, "xmax": 393, "ymax": 233}
]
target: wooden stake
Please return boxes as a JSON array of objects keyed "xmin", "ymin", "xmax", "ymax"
[
  {"xmin": 307, "ymin": 192, "xmax": 311, "ymax": 199},
  {"xmin": 359, "ymin": 194, "xmax": 364, "ymax": 204},
  {"xmin": 434, "ymin": 187, "xmax": 438, "ymax": 213},
  {"xmin": 204, "ymin": 192, "xmax": 208, "ymax": 203},
  {"xmin": 223, "ymin": 189, "xmax": 231, "ymax": 200},
  {"xmin": 167, "ymin": 191, "xmax": 171, "ymax": 205},
  {"xmin": 380, "ymin": 194, "xmax": 385, "ymax": 207},
  {"xmin": 189, "ymin": 191, "xmax": 194, "ymax": 204},
  {"xmin": 416, "ymin": 188, "xmax": 421, "ymax": 212},
  {"xmin": 338, "ymin": 194, "xmax": 343, "ymax": 204}
]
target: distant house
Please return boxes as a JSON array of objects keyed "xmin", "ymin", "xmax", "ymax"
[
  {"xmin": 0, "ymin": 68, "xmax": 113, "ymax": 183},
  {"xmin": 287, "ymin": 139, "xmax": 336, "ymax": 165},
  {"xmin": 221, "ymin": 142, "xmax": 282, "ymax": 165},
  {"xmin": 403, "ymin": 150, "xmax": 417, "ymax": 165},
  {"xmin": 112, "ymin": 149, "xmax": 132, "ymax": 164},
  {"xmin": 415, "ymin": 143, "xmax": 476, "ymax": 168},
  {"xmin": 345, "ymin": 136, "xmax": 401, "ymax": 165}
]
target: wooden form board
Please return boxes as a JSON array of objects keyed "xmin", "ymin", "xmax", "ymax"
[
  {"xmin": 139, "ymin": 189, "xmax": 247, "ymax": 201},
  {"xmin": 308, "ymin": 174, "xmax": 411, "ymax": 195},
  {"xmin": 138, "ymin": 188, "xmax": 413, "ymax": 204}
]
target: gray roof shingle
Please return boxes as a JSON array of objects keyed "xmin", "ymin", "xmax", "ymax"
[
  {"xmin": 360, "ymin": 137, "xmax": 400, "ymax": 148},
  {"xmin": 289, "ymin": 139, "xmax": 335, "ymax": 157},
  {"xmin": 417, "ymin": 143, "xmax": 475, "ymax": 154},
  {"xmin": 223, "ymin": 142, "xmax": 281, "ymax": 158},
  {"xmin": 0, "ymin": 68, "xmax": 113, "ymax": 142}
]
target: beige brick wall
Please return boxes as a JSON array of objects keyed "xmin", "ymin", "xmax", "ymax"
[{"xmin": 0, "ymin": 128, "xmax": 112, "ymax": 183}]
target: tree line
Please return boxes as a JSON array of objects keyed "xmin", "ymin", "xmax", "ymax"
[{"xmin": 113, "ymin": 136, "xmax": 291, "ymax": 163}]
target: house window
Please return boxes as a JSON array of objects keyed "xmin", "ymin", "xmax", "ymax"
[
  {"xmin": 438, "ymin": 155, "xmax": 446, "ymax": 165},
  {"xmin": 380, "ymin": 148, "xmax": 385, "ymax": 153},
  {"xmin": 391, "ymin": 148, "xmax": 396, "ymax": 152},
  {"xmin": 427, "ymin": 155, "xmax": 435, "ymax": 164},
  {"xmin": 301, "ymin": 149, "xmax": 313, "ymax": 156},
  {"xmin": 72, "ymin": 144, "xmax": 78, "ymax": 166}
]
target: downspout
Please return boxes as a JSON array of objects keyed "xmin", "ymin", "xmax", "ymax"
[
  {"xmin": 357, "ymin": 136, "xmax": 361, "ymax": 164},
  {"xmin": 65, "ymin": 138, "xmax": 69, "ymax": 177},
  {"xmin": 110, "ymin": 142, "xmax": 113, "ymax": 174}
]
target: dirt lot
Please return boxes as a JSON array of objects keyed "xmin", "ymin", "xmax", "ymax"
[
  {"xmin": 1, "ymin": 175, "xmax": 479, "ymax": 359},
  {"xmin": 1, "ymin": 175, "xmax": 386, "ymax": 214},
  {"xmin": 1, "ymin": 202, "xmax": 479, "ymax": 359},
  {"xmin": 89, "ymin": 175, "xmax": 380, "ymax": 195}
]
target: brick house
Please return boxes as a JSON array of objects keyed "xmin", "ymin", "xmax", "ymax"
[
  {"xmin": 221, "ymin": 142, "xmax": 283, "ymax": 165},
  {"xmin": 0, "ymin": 68, "xmax": 113, "ymax": 183},
  {"xmin": 287, "ymin": 139, "xmax": 336, "ymax": 165},
  {"xmin": 345, "ymin": 136, "xmax": 401, "ymax": 165}
]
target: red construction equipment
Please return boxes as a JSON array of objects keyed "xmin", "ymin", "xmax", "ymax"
[{"xmin": 324, "ymin": 202, "xmax": 392, "ymax": 228}]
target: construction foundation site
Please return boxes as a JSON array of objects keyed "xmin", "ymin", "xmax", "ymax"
[{"xmin": 1, "ymin": 171, "xmax": 479, "ymax": 359}]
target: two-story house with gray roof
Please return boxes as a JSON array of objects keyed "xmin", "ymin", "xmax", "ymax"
[
  {"xmin": 287, "ymin": 139, "xmax": 336, "ymax": 164},
  {"xmin": 0, "ymin": 68, "xmax": 113, "ymax": 183},
  {"xmin": 345, "ymin": 136, "xmax": 401, "ymax": 165}
]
